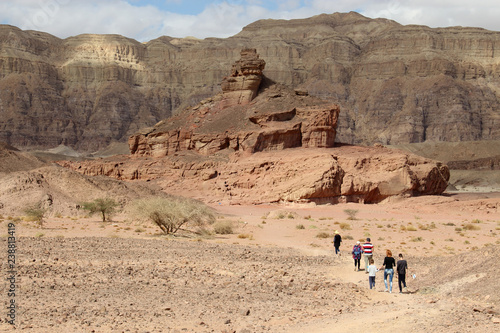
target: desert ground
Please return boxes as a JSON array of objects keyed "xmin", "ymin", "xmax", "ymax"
[{"xmin": 1, "ymin": 191, "xmax": 499, "ymax": 332}]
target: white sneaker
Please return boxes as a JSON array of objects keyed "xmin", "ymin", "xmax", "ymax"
[{"xmin": 384, "ymin": 289, "xmax": 388, "ymax": 292}]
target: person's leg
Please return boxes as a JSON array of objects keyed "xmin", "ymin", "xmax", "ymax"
[
  {"xmin": 335, "ymin": 246, "xmax": 339, "ymax": 255},
  {"xmin": 398, "ymin": 273, "xmax": 403, "ymax": 292},
  {"xmin": 389, "ymin": 269, "xmax": 394, "ymax": 293},
  {"xmin": 364, "ymin": 255, "xmax": 369, "ymax": 270},
  {"xmin": 384, "ymin": 269, "xmax": 388, "ymax": 291},
  {"xmin": 401, "ymin": 273, "xmax": 406, "ymax": 289},
  {"xmin": 369, "ymin": 276, "xmax": 375, "ymax": 289}
]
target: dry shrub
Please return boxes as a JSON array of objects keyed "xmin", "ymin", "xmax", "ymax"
[
  {"xmin": 339, "ymin": 222, "xmax": 351, "ymax": 230},
  {"xmin": 406, "ymin": 225, "xmax": 417, "ymax": 231},
  {"xmin": 463, "ymin": 223, "xmax": 480, "ymax": 231},
  {"xmin": 237, "ymin": 233, "xmax": 253, "ymax": 239},
  {"xmin": 129, "ymin": 196, "xmax": 215, "ymax": 234},
  {"xmin": 268, "ymin": 210, "xmax": 298, "ymax": 219},
  {"xmin": 296, "ymin": 224, "xmax": 305, "ymax": 230},
  {"xmin": 213, "ymin": 221, "xmax": 234, "ymax": 234},
  {"xmin": 316, "ymin": 232, "xmax": 331, "ymax": 239}
]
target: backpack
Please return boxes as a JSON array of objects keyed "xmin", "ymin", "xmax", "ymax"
[{"xmin": 353, "ymin": 246, "xmax": 361, "ymax": 256}]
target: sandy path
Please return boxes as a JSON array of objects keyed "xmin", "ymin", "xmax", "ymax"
[{"xmin": 285, "ymin": 253, "xmax": 470, "ymax": 333}]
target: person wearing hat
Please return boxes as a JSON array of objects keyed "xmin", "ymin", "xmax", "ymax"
[
  {"xmin": 352, "ymin": 241, "xmax": 363, "ymax": 271},
  {"xmin": 333, "ymin": 230, "xmax": 342, "ymax": 255}
]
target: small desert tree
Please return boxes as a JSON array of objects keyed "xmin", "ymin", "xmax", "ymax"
[
  {"xmin": 81, "ymin": 198, "xmax": 119, "ymax": 222},
  {"xmin": 344, "ymin": 209, "xmax": 359, "ymax": 220},
  {"xmin": 24, "ymin": 206, "xmax": 47, "ymax": 228},
  {"xmin": 130, "ymin": 196, "xmax": 216, "ymax": 234}
]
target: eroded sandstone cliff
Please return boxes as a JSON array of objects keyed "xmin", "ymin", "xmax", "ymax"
[
  {"xmin": 128, "ymin": 49, "xmax": 340, "ymax": 157},
  {"xmin": 58, "ymin": 145, "xmax": 450, "ymax": 204},
  {"xmin": 1, "ymin": 12, "xmax": 499, "ymax": 151},
  {"xmin": 58, "ymin": 48, "xmax": 449, "ymax": 204}
]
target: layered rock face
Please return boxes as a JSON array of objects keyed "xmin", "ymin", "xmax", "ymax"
[
  {"xmin": 59, "ymin": 145, "xmax": 450, "ymax": 204},
  {"xmin": 60, "ymin": 50, "xmax": 450, "ymax": 204},
  {"xmin": 128, "ymin": 51, "xmax": 340, "ymax": 157},
  {"xmin": 1, "ymin": 12, "xmax": 500, "ymax": 151},
  {"xmin": 220, "ymin": 48, "xmax": 266, "ymax": 108}
]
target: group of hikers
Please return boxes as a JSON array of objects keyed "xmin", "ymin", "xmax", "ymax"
[{"xmin": 333, "ymin": 231, "xmax": 409, "ymax": 294}]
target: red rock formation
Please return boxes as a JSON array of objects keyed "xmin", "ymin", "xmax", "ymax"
[
  {"xmin": 54, "ymin": 47, "xmax": 451, "ymax": 204},
  {"xmin": 128, "ymin": 77, "xmax": 341, "ymax": 157},
  {"xmin": 58, "ymin": 145, "xmax": 450, "ymax": 204},
  {"xmin": 220, "ymin": 48, "xmax": 266, "ymax": 108}
]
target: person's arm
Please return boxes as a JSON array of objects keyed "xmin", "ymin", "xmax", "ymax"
[{"xmin": 379, "ymin": 258, "xmax": 385, "ymax": 270}]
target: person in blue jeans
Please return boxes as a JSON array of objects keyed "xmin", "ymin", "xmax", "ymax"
[{"xmin": 379, "ymin": 249, "xmax": 396, "ymax": 293}]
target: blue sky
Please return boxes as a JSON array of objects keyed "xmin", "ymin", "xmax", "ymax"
[{"xmin": 1, "ymin": 1, "xmax": 499, "ymax": 41}]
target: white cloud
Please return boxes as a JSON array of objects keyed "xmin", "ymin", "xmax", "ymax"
[{"xmin": 0, "ymin": 0, "xmax": 499, "ymax": 42}]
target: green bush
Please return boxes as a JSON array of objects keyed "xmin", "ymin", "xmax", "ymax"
[
  {"xmin": 81, "ymin": 198, "xmax": 119, "ymax": 222},
  {"xmin": 24, "ymin": 206, "xmax": 46, "ymax": 227}
]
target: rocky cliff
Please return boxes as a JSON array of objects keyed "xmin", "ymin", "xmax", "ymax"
[
  {"xmin": 1, "ymin": 12, "xmax": 500, "ymax": 151},
  {"xmin": 58, "ymin": 49, "xmax": 450, "ymax": 205},
  {"xmin": 128, "ymin": 49, "xmax": 340, "ymax": 157},
  {"xmin": 58, "ymin": 145, "xmax": 450, "ymax": 205}
]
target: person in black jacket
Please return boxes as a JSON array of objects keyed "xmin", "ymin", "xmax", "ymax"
[
  {"xmin": 379, "ymin": 249, "xmax": 396, "ymax": 293},
  {"xmin": 333, "ymin": 230, "xmax": 342, "ymax": 256},
  {"xmin": 397, "ymin": 253, "xmax": 408, "ymax": 293}
]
